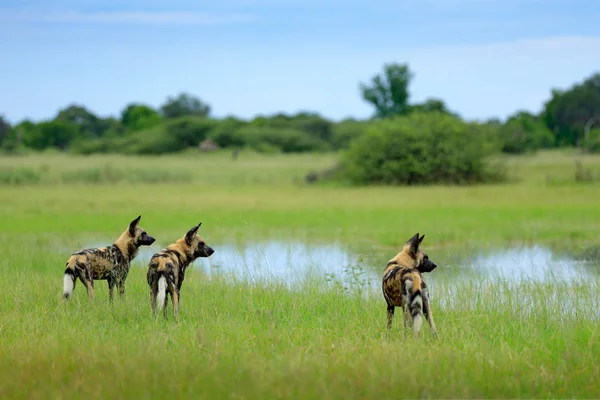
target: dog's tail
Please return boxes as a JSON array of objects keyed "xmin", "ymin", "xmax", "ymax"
[
  {"xmin": 404, "ymin": 272, "xmax": 424, "ymax": 334},
  {"xmin": 63, "ymin": 258, "xmax": 77, "ymax": 300},
  {"xmin": 156, "ymin": 273, "xmax": 168, "ymax": 312}
]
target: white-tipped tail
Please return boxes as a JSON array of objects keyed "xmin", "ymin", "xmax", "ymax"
[
  {"xmin": 412, "ymin": 313, "xmax": 423, "ymax": 333},
  {"xmin": 63, "ymin": 273, "xmax": 74, "ymax": 299},
  {"xmin": 156, "ymin": 276, "xmax": 167, "ymax": 311},
  {"xmin": 410, "ymin": 294, "xmax": 424, "ymax": 334}
]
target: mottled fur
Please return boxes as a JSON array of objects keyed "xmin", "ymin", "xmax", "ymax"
[
  {"xmin": 146, "ymin": 223, "xmax": 214, "ymax": 321},
  {"xmin": 382, "ymin": 233, "xmax": 438, "ymax": 337},
  {"xmin": 62, "ymin": 215, "xmax": 156, "ymax": 302}
]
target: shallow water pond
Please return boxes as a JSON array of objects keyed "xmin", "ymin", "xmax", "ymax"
[{"xmin": 133, "ymin": 240, "xmax": 598, "ymax": 290}]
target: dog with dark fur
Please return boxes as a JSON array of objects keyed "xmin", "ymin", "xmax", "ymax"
[
  {"xmin": 63, "ymin": 215, "xmax": 156, "ymax": 302},
  {"xmin": 382, "ymin": 233, "xmax": 438, "ymax": 337},
  {"xmin": 146, "ymin": 223, "xmax": 214, "ymax": 321}
]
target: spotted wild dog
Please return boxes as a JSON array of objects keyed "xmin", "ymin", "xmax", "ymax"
[
  {"xmin": 146, "ymin": 223, "xmax": 214, "ymax": 321},
  {"xmin": 62, "ymin": 215, "xmax": 156, "ymax": 302},
  {"xmin": 382, "ymin": 233, "xmax": 438, "ymax": 337}
]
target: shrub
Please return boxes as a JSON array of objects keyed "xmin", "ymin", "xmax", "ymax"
[
  {"xmin": 209, "ymin": 117, "xmax": 248, "ymax": 148},
  {"xmin": 331, "ymin": 119, "xmax": 369, "ymax": 149},
  {"xmin": 235, "ymin": 126, "xmax": 330, "ymax": 153},
  {"xmin": 582, "ymin": 128, "xmax": 600, "ymax": 153},
  {"xmin": 499, "ymin": 112, "xmax": 555, "ymax": 154},
  {"xmin": 72, "ymin": 116, "xmax": 221, "ymax": 155},
  {"xmin": 338, "ymin": 111, "xmax": 505, "ymax": 186}
]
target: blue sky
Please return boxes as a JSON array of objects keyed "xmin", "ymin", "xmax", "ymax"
[{"xmin": 1, "ymin": 0, "xmax": 599, "ymax": 124}]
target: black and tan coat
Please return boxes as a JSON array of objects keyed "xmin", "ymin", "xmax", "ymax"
[
  {"xmin": 382, "ymin": 233, "xmax": 438, "ymax": 337},
  {"xmin": 63, "ymin": 215, "xmax": 156, "ymax": 302},
  {"xmin": 146, "ymin": 223, "xmax": 214, "ymax": 321}
]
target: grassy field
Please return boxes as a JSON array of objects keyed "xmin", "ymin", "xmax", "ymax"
[{"xmin": 1, "ymin": 149, "xmax": 600, "ymax": 399}]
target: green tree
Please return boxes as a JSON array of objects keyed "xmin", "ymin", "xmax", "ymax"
[
  {"xmin": 499, "ymin": 111, "xmax": 555, "ymax": 154},
  {"xmin": 22, "ymin": 120, "xmax": 78, "ymax": 150},
  {"xmin": 360, "ymin": 63, "xmax": 414, "ymax": 119},
  {"xmin": 55, "ymin": 104, "xmax": 111, "ymax": 138},
  {"xmin": 0, "ymin": 115, "xmax": 11, "ymax": 146},
  {"xmin": 542, "ymin": 72, "xmax": 600, "ymax": 148},
  {"xmin": 120, "ymin": 103, "xmax": 162, "ymax": 132},
  {"xmin": 160, "ymin": 93, "xmax": 211, "ymax": 119},
  {"xmin": 411, "ymin": 98, "xmax": 458, "ymax": 117},
  {"xmin": 209, "ymin": 116, "xmax": 247, "ymax": 147}
]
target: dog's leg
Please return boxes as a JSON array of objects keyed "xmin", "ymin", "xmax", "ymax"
[
  {"xmin": 85, "ymin": 280, "xmax": 94, "ymax": 301},
  {"xmin": 150, "ymin": 287, "xmax": 157, "ymax": 317},
  {"xmin": 402, "ymin": 305, "xmax": 411, "ymax": 337},
  {"xmin": 171, "ymin": 291, "xmax": 180, "ymax": 322},
  {"xmin": 162, "ymin": 293, "xmax": 169, "ymax": 319},
  {"xmin": 78, "ymin": 267, "xmax": 94, "ymax": 301},
  {"xmin": 117, "ymin": 280, "xmax": 125, "ymax": 299},
  {"xmin": 108, "ymin": 279, "xmax": 115, "ymax": 303},
  {"xmin": 386, "ymin": 305, "xmax": 395, "ymax": 330},
  {"xmin": 423, "ymin": 290, "xmax": 438, "ymax": 338}
]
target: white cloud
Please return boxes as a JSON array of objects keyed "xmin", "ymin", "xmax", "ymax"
[{"xmin": 3, "ymin": 11, "xmax": 256, "ymax": 25}]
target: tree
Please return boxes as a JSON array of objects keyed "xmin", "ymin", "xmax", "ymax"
[
  {"xmin": 541, "ymin": 72, "xmax": 600, "ymax": 148},
  {"xmin": 160, "ymin": 93, "xmax": 211, "ymax": 119},
  {"xmin": 499, "ymin": 111, "xmax": 554, "ymax": 154},
  {"xmin": 360, "ymin": 63, "xmax": 414, "ymax": 119},
  {"xmin": 55, "ymin": 104, "xmax": 105, "ymax": 137},
  {"xmin": 411, "ymin": 98, "xmax": 458, "ymax": 117},
  {"xmin": 0, "ymin": 115, "xmax": 10, "ymax": 146},
  {"xmin": 22, "ymin": 120, "xmax": 78, "ymax": 150},
  {"xmin": 120, "ymin": 103, "xmax": 162, "ymax": 132}
]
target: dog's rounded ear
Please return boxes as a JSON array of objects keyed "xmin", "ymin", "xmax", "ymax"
[
  {"xmin": 129, "ymin": 215, "xmax": 142, "ymax": 236},
  {"xmin": 185, "ymin": 223, "xmax": 201, "ymax": 245}
]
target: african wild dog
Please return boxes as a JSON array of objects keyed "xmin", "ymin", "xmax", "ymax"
[
  {"xmin": 382, "ymin": 233, "xmax": 438, "ymax": 337},
  {"xmin": 62, "ymin": 215, "xmax": 156, "ymax": 302},
  {"xmin": 146, "ymin": 223, "xmax": 214, "ymax": 321}
]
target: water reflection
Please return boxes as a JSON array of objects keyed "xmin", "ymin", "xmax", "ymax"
[{"xmin": 135, "ymin": 240, "xmax": 598, "ymax": 287}]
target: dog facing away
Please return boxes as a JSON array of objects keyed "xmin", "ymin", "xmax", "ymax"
[
  {"xmin": 382, "ymin": 233, "xmax": 438, "ymax": 337},
  {"xmin": 63, "ymin": 215, "xmax": 156, "ymax": 302},
  {"xmin": 146, "ymin": 223, "xmax": 214, "ymax": 321}
]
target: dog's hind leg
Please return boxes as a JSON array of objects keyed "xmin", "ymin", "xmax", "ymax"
[
  {"xmin": 162, "ymin": 295, "xmax": 169, "ymax": 319},
  {"xmin": 108, "ymin": 279, "xmax": 115, "ymax": 303},
  {"xmin": 171, "ymin": 291, "xmax": 180, "ymax": 322},
  {"xmin": 386, "ymin": 304, "xmax": 395, "ymax": 330},
  {"xmin": 117, "ymin": 280, "xmax": 126, "ymax": 299},
  {"xmin": 77, "ymin": 267, "xmax": 94, "ymax": 301},
  {"xmin": 150, "ymin": 287, "xmax": 158, "ymax": 317}
]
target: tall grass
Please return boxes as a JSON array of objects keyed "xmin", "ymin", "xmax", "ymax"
[{"xmin": 1, "ymin": 262, "xmax": 599, "ymax": 399}]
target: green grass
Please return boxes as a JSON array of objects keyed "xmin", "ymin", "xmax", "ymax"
[{"xmin": 1, "ymin": 149, "xmax": 600, "ymax": 399}]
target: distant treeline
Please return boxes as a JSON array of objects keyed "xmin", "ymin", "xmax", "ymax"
[
  {"xmin": 1, "ymin": 63, "xmax": 600, "ymax": 186},
  {"xmin": 1, "ymin": 63, "xmax": 599, "ymax": 157}
]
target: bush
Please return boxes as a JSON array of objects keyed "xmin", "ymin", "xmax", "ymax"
[
  {"xmin": 499, "ymin": 112, "xmax": 555, "ymax": 154},
  {"xmin": 235, "ymin": 126, "xmax": 330, "ymax": 153},
  {"xmin": 331, "ymin": 119, "xmax": 369, "ymax": 149},
  {"xmin": 338, "ymin": 111, "xmax": 505, "ymax": 186},
  {"xmin": 209, "ymin": 117, "xmax": 248, "ymax": 148},
  {"xmin": 582, "ymin": 128, "xmax": 600, "ymax": 153},
  {"xmin": 71, "ymin": 116, "xmax": 221, "ymax": 155}
]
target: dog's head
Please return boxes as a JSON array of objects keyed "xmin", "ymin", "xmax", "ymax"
[
  {"xmin": 182, "ymin": 222, "xmax": 215, "ymax": 260},
  {"xmin": 402, "ymin": 233, "xmax": 437, "ymax": 273},
  {"xmin": 127, "ymin": 215, "xmax": 156, "ymax": 247}
]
